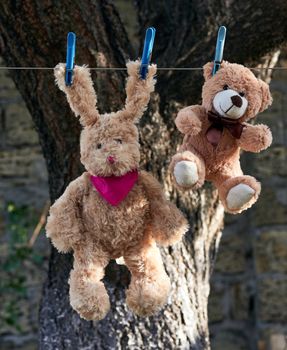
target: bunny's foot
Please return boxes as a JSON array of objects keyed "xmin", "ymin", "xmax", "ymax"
[
  {"xmin": 126, "ymin": 274, "xmax": 171, "ymax": 317},
  {"xmin": 124, "ymin": 244, "xmax": 171, "ymax": 316},
  {"xmin": 69, "ymin": 266, "xmax": 110, "ymax": 321}
]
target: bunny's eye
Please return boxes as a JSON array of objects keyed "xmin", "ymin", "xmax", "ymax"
[
  {"xmin": 97, "ymin": 143, "xmax": 102, "ymax": 149},
  {"xmin": 114, "ymin": 138, "xmax": 122, "ymax": 144},
  {"xmin": 239, "ymin": 92, "xmax": 245, "ymax": 97},
  {"xmin": 223, "ymin": 85, "xmax": 229, "ymax": 90}
]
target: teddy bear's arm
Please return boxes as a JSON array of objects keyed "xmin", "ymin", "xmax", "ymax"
[
  {"xmin": 121, "ymin": 60, "xmax": 157, "ymax": 122},
  {"xmin": 175, "ymin": 105, "xmax": 204, "ymax": 135},
  {"xmin": 54, "ymin": 63, "xmax": 99, "ymax": 126},
  {"xmin": 139, "ymin": 171, "xmax": 189, "ymax": 246},
  {"xmin": 46, "ymin": 175, "xmax": 85, "ymax": 253},
  {"xmin": 238, "ymin": 124, "xmax": 272, "ymax": 153}
]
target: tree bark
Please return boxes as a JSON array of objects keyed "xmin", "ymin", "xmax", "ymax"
[
  {"xmin": 136, "ymin": 0, "xmax": 287, "ymax": 104},
  {"xmin": 0, "ymin": 0, "xmax": 286, "ymax": 349}
]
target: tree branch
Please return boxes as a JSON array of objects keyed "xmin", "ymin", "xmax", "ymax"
[{"xmin": 136, "ymin": 0, "xmax": 287, "ymax": 104}]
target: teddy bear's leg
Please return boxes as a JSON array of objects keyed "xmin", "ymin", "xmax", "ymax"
[
  {"xmin": 170, "ymin": 150, "xmax": 206, "ymax": 190},
  {"xmin": 69, "ymin": 256, "xmax": 110, "ymax": 321},
  {"xmin": 216, "ymin": 175, "xmax": 261, "ymax": 214},
  {"xmin": 124, "ymin": 241, "xmax": 171, "ymax": 317}
]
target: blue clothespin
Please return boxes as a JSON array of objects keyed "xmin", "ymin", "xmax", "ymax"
[
  {"xmin": 65, "ymin": 32, "xmax": 76, "ymax": 86},
  {"xmin": 140, "ymin": 27, "xmax": 156, "ymax": 80},
  {"xmin": 212, "ymin": 26, "xmax": 226, "ymax": 76}
]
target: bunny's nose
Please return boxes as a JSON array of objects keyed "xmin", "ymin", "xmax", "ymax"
[
  {"xmin": 231, "ymin": 95, "xmax": 243, "ymax": 108},
  {"xmin": 107, "ymin": 155, "xmax": 116, "ymax": 164}
]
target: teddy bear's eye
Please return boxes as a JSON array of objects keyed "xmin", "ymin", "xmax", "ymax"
[
  {"xmin": 114, "ymin": 138, "xmax": 122, "ymax": 144},
  {"xmin": 223, "ymin": 85, "xmax": 229, "ymax": 90},
  {"xmin": 97, "ymin": 143, "xmax": 102, "ymax": 149},
  {"xmin": 239, "ymin": 92, "xmax": 245, "ymax": 97}
]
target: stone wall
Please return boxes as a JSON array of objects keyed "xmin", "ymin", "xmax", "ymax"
[
  {"xmin": 0, "ymin": 59, "xmax": 49, "ymax": 350},
  {"xmin": 0, "ymin": 53, "xmax": 286, "ymax": 349},
  {"xmin": 209, "ymin": 60, "xmax": 287, "ymax": 350},
  {"xmin": 0, "ymin": 57, "xmax": 48, "ymax": 208}
]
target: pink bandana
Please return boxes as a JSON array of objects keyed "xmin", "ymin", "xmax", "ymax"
[{"xmin": 90, "ymin": 170, "xmax": 139, "ymax": 206}]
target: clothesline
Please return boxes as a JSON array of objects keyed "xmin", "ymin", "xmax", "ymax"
[{"xmin": 0, "ymin": 66, "xmax": 287, "ymax": 71}]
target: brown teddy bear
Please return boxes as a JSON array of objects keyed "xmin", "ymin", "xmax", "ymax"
[
  {"xmin": 46, "ymin": 60, "xmax": 188, "ymax": 321},
  {"xmin": 170, "ymin": 61, "xmax": 273, "ymax": 214}
]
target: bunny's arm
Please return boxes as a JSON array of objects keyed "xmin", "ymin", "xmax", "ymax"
[
  {"xmin": 175, "ymin": 105, "xmax": 204, "ymax": 135},
  {"xmin": 237, "ymin": 124, "xmax": 272, "ymax": 153},
  {"xmin": 54, "ymin": 63, "xmax": 99, "ymax": 126},
  {"xmin": 139, "ymin": 171, "xmax": 189, "ymax": 246},
  {"xmin": 46, "ymin": 175, "xmax": 85, "ymax": 253},
  {"xmin": 121, "ymin": 60, "xmax": 157, "ymax": 122}
]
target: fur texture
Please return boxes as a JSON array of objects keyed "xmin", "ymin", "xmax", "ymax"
[
  {"xmin": 170, "ymin": 61, "xmax": 273, "ymax": 214},
  {"xmin": 46, "ymin": 60, "xmax": 188, "ymax": 320}
]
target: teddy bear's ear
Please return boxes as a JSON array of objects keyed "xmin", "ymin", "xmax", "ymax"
[
  {"xmin": 258, "ymin": 79, "xmax": 273, "ymax": 112},
  {"xmin": 203, "ymin": 61, "xmax": 230, "ymax": 81},
  {"xmin": 203, "ymin": 62, "xmax": 214, "ymax": 81}
]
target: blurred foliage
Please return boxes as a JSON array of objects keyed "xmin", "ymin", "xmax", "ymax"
[{"xmin": 0, "ymin": 203, "xmax": 45, "ymax": 332}]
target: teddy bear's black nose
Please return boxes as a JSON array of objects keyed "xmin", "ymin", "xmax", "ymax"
[{"xmin": 231, "ymin": 95, "xmax": 243, "ymax": 108}]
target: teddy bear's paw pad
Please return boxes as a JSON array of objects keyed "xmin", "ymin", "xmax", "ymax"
[
  {"xmin": 126, "ymin": 277, "xmax": 171, "ymax": 316},
  {"xmin": 116, "ymin": 256, "xmax": 126, "ymax": 265},
  {"xmin": 226, "ymin": 184, "xmax": 255, "ymax": 210},
  {"xmin": 174, "ymin": 161, "xmax": 198, "ymax": 187}
]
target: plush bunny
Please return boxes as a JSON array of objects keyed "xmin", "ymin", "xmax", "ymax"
[
  {"xmin": 170, "ymin": 61, "xmax": 273, "ymax": 214},
  {"xmin": 46, "ymin": 60, "xmax": 188, "ymax": 320}
]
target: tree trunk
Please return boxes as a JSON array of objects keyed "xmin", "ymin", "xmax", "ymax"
[{"xmin": 0, "ymin": 0, "xmax": 286, "ymax": 349}]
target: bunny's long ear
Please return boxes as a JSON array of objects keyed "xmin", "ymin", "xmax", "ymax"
[
  {"xmin": 119, "ymin": 60, "xmax": 157, "ymax": 123},
  {"xmin": 54, "ymin": 63, "xmax": 100, "ymax": 126}
]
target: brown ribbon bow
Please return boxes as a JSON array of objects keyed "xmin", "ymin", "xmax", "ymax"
[{"xmin": 207, "ymin": 110, "xmax": 244, "ymax": 139}]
